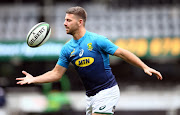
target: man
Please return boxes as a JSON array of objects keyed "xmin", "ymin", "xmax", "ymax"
[{"xmin": 16, "ymin": 6, "xmax": 163, "ymax": 115}]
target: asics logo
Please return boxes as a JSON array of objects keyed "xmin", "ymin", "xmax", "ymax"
[
  {"xmin": 99, "ymin": 105, "xmax": 106, "ymax": 110},
  {"xmin": 79, "ymin": 49, "xmax": 84, "ymax": 57}
]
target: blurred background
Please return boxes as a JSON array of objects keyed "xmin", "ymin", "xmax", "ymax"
[{"xmin": 0, "ymin": 0, "xmax": 180, "ymax": 115}]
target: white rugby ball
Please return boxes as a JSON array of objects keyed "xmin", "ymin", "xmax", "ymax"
[{"xmin": 26, "ymin": 22, "xmax": 51, "ymax": 47}]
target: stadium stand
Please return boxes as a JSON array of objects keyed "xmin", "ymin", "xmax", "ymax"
[
  {"xmin": 0, "ymin": 4, "xmax": 39, "ymax": 41},
  {"xmin": 0, "ymin": 3, "xmax": 179, "ymax": 40}
]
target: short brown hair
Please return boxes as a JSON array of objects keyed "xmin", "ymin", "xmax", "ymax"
[{"xmin": 66, "ymin": 6, "xmax": 87, "ymax": 25}]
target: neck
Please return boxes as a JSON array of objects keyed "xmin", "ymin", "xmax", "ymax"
[{"xmin": 73, "ymin": 27, "xmax": 86, "ymax": 40}]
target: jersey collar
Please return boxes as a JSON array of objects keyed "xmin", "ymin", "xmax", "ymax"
[{"xmin": 73, "ymin": 31, "xmax": 88, "ymax": 44}]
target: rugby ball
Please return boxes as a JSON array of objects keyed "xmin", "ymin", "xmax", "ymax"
[{"xmin": 26, "ymin": 22, "xmax": 51, "ymax": 47}]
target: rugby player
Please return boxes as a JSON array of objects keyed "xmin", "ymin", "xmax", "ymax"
[{"xmin": 16, "ymin": 6, "xmax": 163, "ymax": 115}]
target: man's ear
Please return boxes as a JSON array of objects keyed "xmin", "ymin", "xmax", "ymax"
[{"xmin": 78, "ymin": 19, "xmax": 83, "ymax": 26}]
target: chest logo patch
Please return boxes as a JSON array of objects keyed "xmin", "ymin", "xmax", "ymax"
[
  {"xmin": 75, "ymin": 57, "xmax": 94, "ymax": 67},
  {"xmin": 87, "ymin": 43, "xmax": 93, "ymax": 51}
]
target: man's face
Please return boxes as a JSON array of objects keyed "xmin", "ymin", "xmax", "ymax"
[{"xmin": 64, "ymin": 13, "xmax": 79, "ymax": 35}]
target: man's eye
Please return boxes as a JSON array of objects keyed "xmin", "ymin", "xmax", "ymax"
[{"xmin": 66, "ymin": 19, "xmax": 69, "ymax": 22}]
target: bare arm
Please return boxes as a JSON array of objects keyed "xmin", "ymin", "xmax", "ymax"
[
  {"xmin": 16, "ymin": 64, "xmax": 67, "ymax": 85},
  {"xmin": 114, "ymin": 47, "xmax": 163, "ymax": 80}
]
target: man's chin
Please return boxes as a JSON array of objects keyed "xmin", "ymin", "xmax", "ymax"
[
  {"xmin": 66, "ymin": 31, "xmax": 73, "ymax": 35},
  {"xmin": 66, "ymin": 30, "xmax": 70, "ymax": 34},
  {"xmin": 66, "ymin": 32, "xmax": 71, "ymax": 34}
]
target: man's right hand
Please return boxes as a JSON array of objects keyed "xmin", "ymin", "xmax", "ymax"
[{"xmin": 16, "ymin": 71, "xmax": 35, "ymax": 85}]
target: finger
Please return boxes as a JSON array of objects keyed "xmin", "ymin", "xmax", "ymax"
[
  {"xmin": 22, "ymin": 71, "xmax": 29, "ymax": 76},
  {"xmin": 20, "ymin": 81, "xmax": 27, "ymax": 85},
  {"xmin": 17, "ymin": 81, "xmax": 24, "ymax": 85},
  {"xmin": 16, "ymin": 78, "xmax": 25, "ymax": 80},
  {"xmin": 154, "ymin": 71, "xmax": 163, "ymax": 80},
  {"xmin": 145, "ymin": 70, "xmax": 152, "ymax": 76},
  {"xmin": 147, "ymin": 71, "xmax": 152, "ymax": 76},
  {"xmin": 27, "ymin": 82, "xmax": 32, "ymax": 84},
  {"xmin": 157, "ymin": 74, "xmax": 163, "ymax": 80}
]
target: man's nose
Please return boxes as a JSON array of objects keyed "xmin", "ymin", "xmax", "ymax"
[{"xmin": 64, "ymin": 21, "xmax": 67, "ymax": 26}]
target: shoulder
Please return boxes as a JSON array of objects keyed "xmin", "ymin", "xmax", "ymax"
[
  {"xmin": 87, "ymin": 31, "xmax": 106, "ymax": 39},
  {"xmin": 60, "ymin": 39, "xmax": 74, "ymax": 54},
  {"xmin": 62, "ymin": 39, "xmax": 73, "ymax": 49},
  {"xmin": 86, "ymin": 31, "xmax": 107, "ymax": 43}
]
